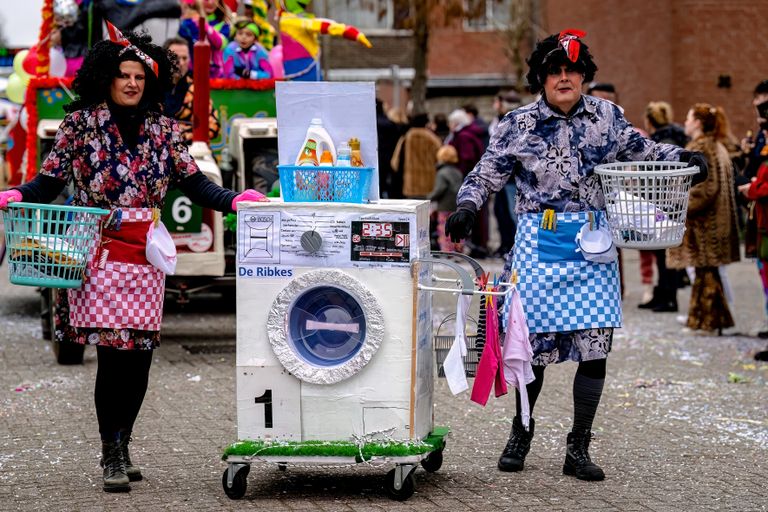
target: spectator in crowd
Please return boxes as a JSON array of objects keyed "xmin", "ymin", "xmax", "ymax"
[
  {"xmin": 428, "ymin": 145, "xmax": 464, "ymax": 252},
  {"xmin": 390, "ymin": 113, "xmax": 442, "ymax": 199},
  {"xmin": 222, "ymin": 17, "xmax": 273, "ymax": 79},
  {"xmin": 489, "ymin": 90, "xmax": 521, "ymax": 137},
  {"xmin": 430, "ymin": 112, "xmax": 450, "ymax": 141},
  {"xmin": 241, "ymin": 0, "xmax": 276, "ymax": 50},
  {"xmin": 739, "ymin": 98, "xmax": 768, "ymax": 360},
  {"xmin": 668, "ymin": 104, "xmax": 740, "ymax": 335},
  {"xmin": 163, "ymin": 37, "xmax": 221, "ymax": 143},
  {"xmin": 462, "ymin": 103, "xmax": 490, "ymax": 148},
  {"xmin": 178, "ymin": 0, "xmax": 226, "ymax": 78},
  {"xmin": 376, "ymin": 99, "xmax": 401, "ymax": 199},
  {"xmin": 490, "ymin": 90, "xmax": 522, "ymax": 258},
  {"xmin": 446, "ymin": 109, "xmax": 485, "ymax": 176},
  {"xmin": 385, "ymin": 106, "xmax": 409, "ymax": 198},
  {"xmin": 738, "ymin": 86, "xmax": 768, "ymax": 349},
  {"xmin": 204, "ymin": 0, "xmax": 233, "ymax": 42},
  {"xmin": 446, "ymin": 108, "xmax": 487, "ymax": 257},
  {"xmin": 639, "ymin": 101, "xmax": 689, "ymax": 312},
  {"xmin": 586, "ymin": 81, "xmax": 617, "ymax": 103}
]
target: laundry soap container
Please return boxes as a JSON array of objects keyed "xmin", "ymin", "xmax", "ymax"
[{"xmin": 295, "ymin": 118, "xmax": 336, "ymax": 166}]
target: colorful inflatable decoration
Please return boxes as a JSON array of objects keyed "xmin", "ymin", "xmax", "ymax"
[
  {"xmin": 274, "ymin": 0, "xmax": 371, "ymax": 81},
  {"xmin": 251, "ymin": 0, "xmax": 276, "ymax": 51}
]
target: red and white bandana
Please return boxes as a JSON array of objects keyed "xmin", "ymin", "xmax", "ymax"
[{"xmin": 106, "ymin": 20, "xmax": 159, "ymax": 77}]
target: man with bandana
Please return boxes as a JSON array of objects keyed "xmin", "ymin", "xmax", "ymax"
[{"xmin": 446, "ymin": 30, "xmax": 707, "ymax": 481}]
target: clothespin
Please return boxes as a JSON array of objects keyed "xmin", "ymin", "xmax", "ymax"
[
  {"xmin": 151, "ymin": 208, "xmax": 161, "ymax": 227},
  {"xmin": 589, "ymin": 211, "xmax": 594, "ymax": 231},
  {"xmin": 511, "ymin": 269, "xmax": 518, "ymax": 285},
  {"xmin": 541, "ymin": 209, "xmax": 557, "ymax": 231}
]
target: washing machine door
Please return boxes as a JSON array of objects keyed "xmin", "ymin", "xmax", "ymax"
[{"xmin": 267, "ymin": 269, "xmax": 384, "ymax": 384}]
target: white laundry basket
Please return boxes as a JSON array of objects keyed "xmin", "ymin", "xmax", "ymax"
[{"xmin": 594, "ymin": 161, "xmax": 699, "ymax": 249}]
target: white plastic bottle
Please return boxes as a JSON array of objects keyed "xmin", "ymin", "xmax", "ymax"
[
  {"xmin": 336, "ymin": 141, "xmax": 352, "ymax": 167},
  {"xmin": 295, "ymin": 118, "xmax": 336, "ymax": 166}
]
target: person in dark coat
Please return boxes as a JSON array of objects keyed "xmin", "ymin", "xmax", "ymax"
[
  {"xmin": 376, "ymin": 99, "xmax": 401, "ymax": 199},
  {"xmin": 446, "ymin": 108, "xmax": 488, "ymax": 256}
]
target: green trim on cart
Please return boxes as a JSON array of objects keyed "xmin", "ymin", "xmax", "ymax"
[{"xmin": 222, "ymin": 427, "xmax": 450, "ymax": 460}]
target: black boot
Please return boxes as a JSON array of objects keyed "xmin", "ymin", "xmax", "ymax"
[
  {"xmin": 563, "ymin": 430, "xmax": 605, "ymax": 481},
  {"xmin": 638, "ymin": 286, "xmax": 661, "ymax": 309},
  {"xmin": 497, "ymin": 417, "xmax": 534, "ymax": 472},
  {"xmin": 119, "ymin": 434, "xmax": 143, "ymax": 482},
  {"xmin": 101, "ymin": 440, "xmax": 130, "ymax": 492},
  {"xmin": 651, "ymin": 287, "xmax": 678, "ymax": 313}
]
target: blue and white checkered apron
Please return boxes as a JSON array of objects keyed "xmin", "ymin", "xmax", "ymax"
[{"xmin": 509, "ymin": 211, "xmax": 622, "ymax": 334}]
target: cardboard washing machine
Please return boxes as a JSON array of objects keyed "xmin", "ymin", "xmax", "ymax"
[{"xmin": 235, "ymin": 199, "xmax": 434, "ymax": 442}]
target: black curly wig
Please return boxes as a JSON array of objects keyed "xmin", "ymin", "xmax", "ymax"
[
  {"xmin": 525, "ymin": 32, "xmax": 597, "ymax": 94},
  {"xmin": 66, "ymin": 30, "xmax": 177, "ymax": 113}
]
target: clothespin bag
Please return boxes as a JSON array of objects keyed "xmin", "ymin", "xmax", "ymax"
[{"xmin": 145, "ymin": 211, "xmax": 177, "ymax": 275}]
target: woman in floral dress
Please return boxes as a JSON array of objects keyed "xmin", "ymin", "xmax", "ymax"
[{"xmin": 0, "ymin": 27, "xmax": 264, "ymax": 492}]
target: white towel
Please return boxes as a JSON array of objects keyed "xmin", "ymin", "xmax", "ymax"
[{"xmin": 443, "ymin": 294, "xmax": 472, "ymax": 395}]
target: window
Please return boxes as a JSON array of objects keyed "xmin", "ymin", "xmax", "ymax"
[
  {"xmin": 311, "ymin": 0, "xmax": 411, "ymax": 30},
  {"xmin": 464, "ymin": 0, "xmax": 512, "ymax": 30}
]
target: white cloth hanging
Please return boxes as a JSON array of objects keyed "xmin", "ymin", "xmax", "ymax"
[
  {"xmin": 443, "ymin": 294, "xmax": 472, "ymax": 395},
  {"xmin": 501, "ymin": 288, "xmax": 535, "ymax": 429}
]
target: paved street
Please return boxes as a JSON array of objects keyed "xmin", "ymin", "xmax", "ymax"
[{"xmin": 0, "ymin": 250, "xmax": 766, "ymax": 511}]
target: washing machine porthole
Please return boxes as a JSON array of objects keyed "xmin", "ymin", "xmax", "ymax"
[
  {"xmin": 267, "ymin": 269, "xmax": 385, "ymax": 385},
  {"xmin": 288, "ymin": 286, "xmax": 366, "ymax": 367}
]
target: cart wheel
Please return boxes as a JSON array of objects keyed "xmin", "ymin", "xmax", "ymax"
[
  {"xmin": 222, "ymin": 465, "xmax": 249, "ymax": 500},
  {"xmin": 384, "ymin": 468, "xmax": 415, "ymax": 501},
  {"xmin": 420, "ymin": 449, "xmax": 443, "ymax": 473}
]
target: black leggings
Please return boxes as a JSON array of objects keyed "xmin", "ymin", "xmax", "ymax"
[
  {"xmin": 515, "ymin": 358, "xmax": 607, "ymax": 417},
  {"xmin": 95, "ymin": 346, "xmax": 153, "ymax": 441}
]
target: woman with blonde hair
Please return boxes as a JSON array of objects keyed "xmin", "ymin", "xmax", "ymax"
[
  {"xmin": 667, "ymin": 103, "xmax": 740, "ymax": 334},
  {"xmin": 428, "ymin": 145, "xmax": 464, "ymax": 251}
]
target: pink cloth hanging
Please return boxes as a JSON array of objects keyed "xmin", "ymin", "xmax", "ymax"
[
  {"xmin": 501, "ymin": 288, "xmax": 535, "ymax": 429},
  {"xmin": 470, "ymin": 294, "xmax": 507, "ymax": 405}
]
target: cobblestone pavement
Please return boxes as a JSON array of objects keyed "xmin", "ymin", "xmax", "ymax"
[{"xmin": 1, "ymin": 251, "xmax": 766, "ymax": 511}]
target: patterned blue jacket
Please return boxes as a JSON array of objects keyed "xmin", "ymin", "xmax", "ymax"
[{"xmin": 457, "ymin": 95, "xmax": 685, "ymax": 213}]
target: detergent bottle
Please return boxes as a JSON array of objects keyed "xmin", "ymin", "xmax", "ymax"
[{"xmin": 296, "ymin": 118, "xmax": 336, "ymax": 166}]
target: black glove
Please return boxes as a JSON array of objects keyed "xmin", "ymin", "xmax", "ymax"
[
  {"xmin": 235, "ymin": 67, "xmax": 250, "ymax": 79},
  {"xmin": 445, "ymin": 202, "xmax": 477, "ymax": 243},
  {"xmin": 679, "ymin": 150, "xmax": 708, "ymax": 186}
]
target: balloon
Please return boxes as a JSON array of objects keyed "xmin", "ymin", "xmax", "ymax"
[
  {"xmin": 268, "ymin": 45, "xmax": 284, "ymax": 80},
  {"xmin": 49, "ymin": 48, "xmax": 67, "ymax": 78},
  {"xmin": 6, "ymin": 74, "xmax": 28, "ymax": 104},
  {"xmin": 22, "ymin": 47, "xmax": 38, "ymax": 76},
  {"xmin": 13, "ymin": 50, "xmax": 31, "ymax": 80},
  {"xmin": 53, "ymin": 0, "xmax": 79, "ymax": 28}
]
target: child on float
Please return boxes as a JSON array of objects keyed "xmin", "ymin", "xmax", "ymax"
[{"xmin": 222, "ymin": 17, "xmax": 274, "ymax": 80}]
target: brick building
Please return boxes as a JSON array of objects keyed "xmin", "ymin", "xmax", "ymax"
[{"xmin": 321, "ymin": 0, "xmax": 768, "ymax": 137}]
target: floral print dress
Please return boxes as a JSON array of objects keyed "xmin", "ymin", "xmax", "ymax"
[
  {"xmin": 457, "ymin": 96, "xmax": 685, "ymax": 364},
  {"xmin": 43, "ymin": 103, "xmax": 200, "ymax": 350}
]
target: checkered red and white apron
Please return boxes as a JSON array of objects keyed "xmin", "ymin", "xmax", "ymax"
[{"xmin": 68, "ymin": 209, "xmax": 165, "ymax": 331}]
